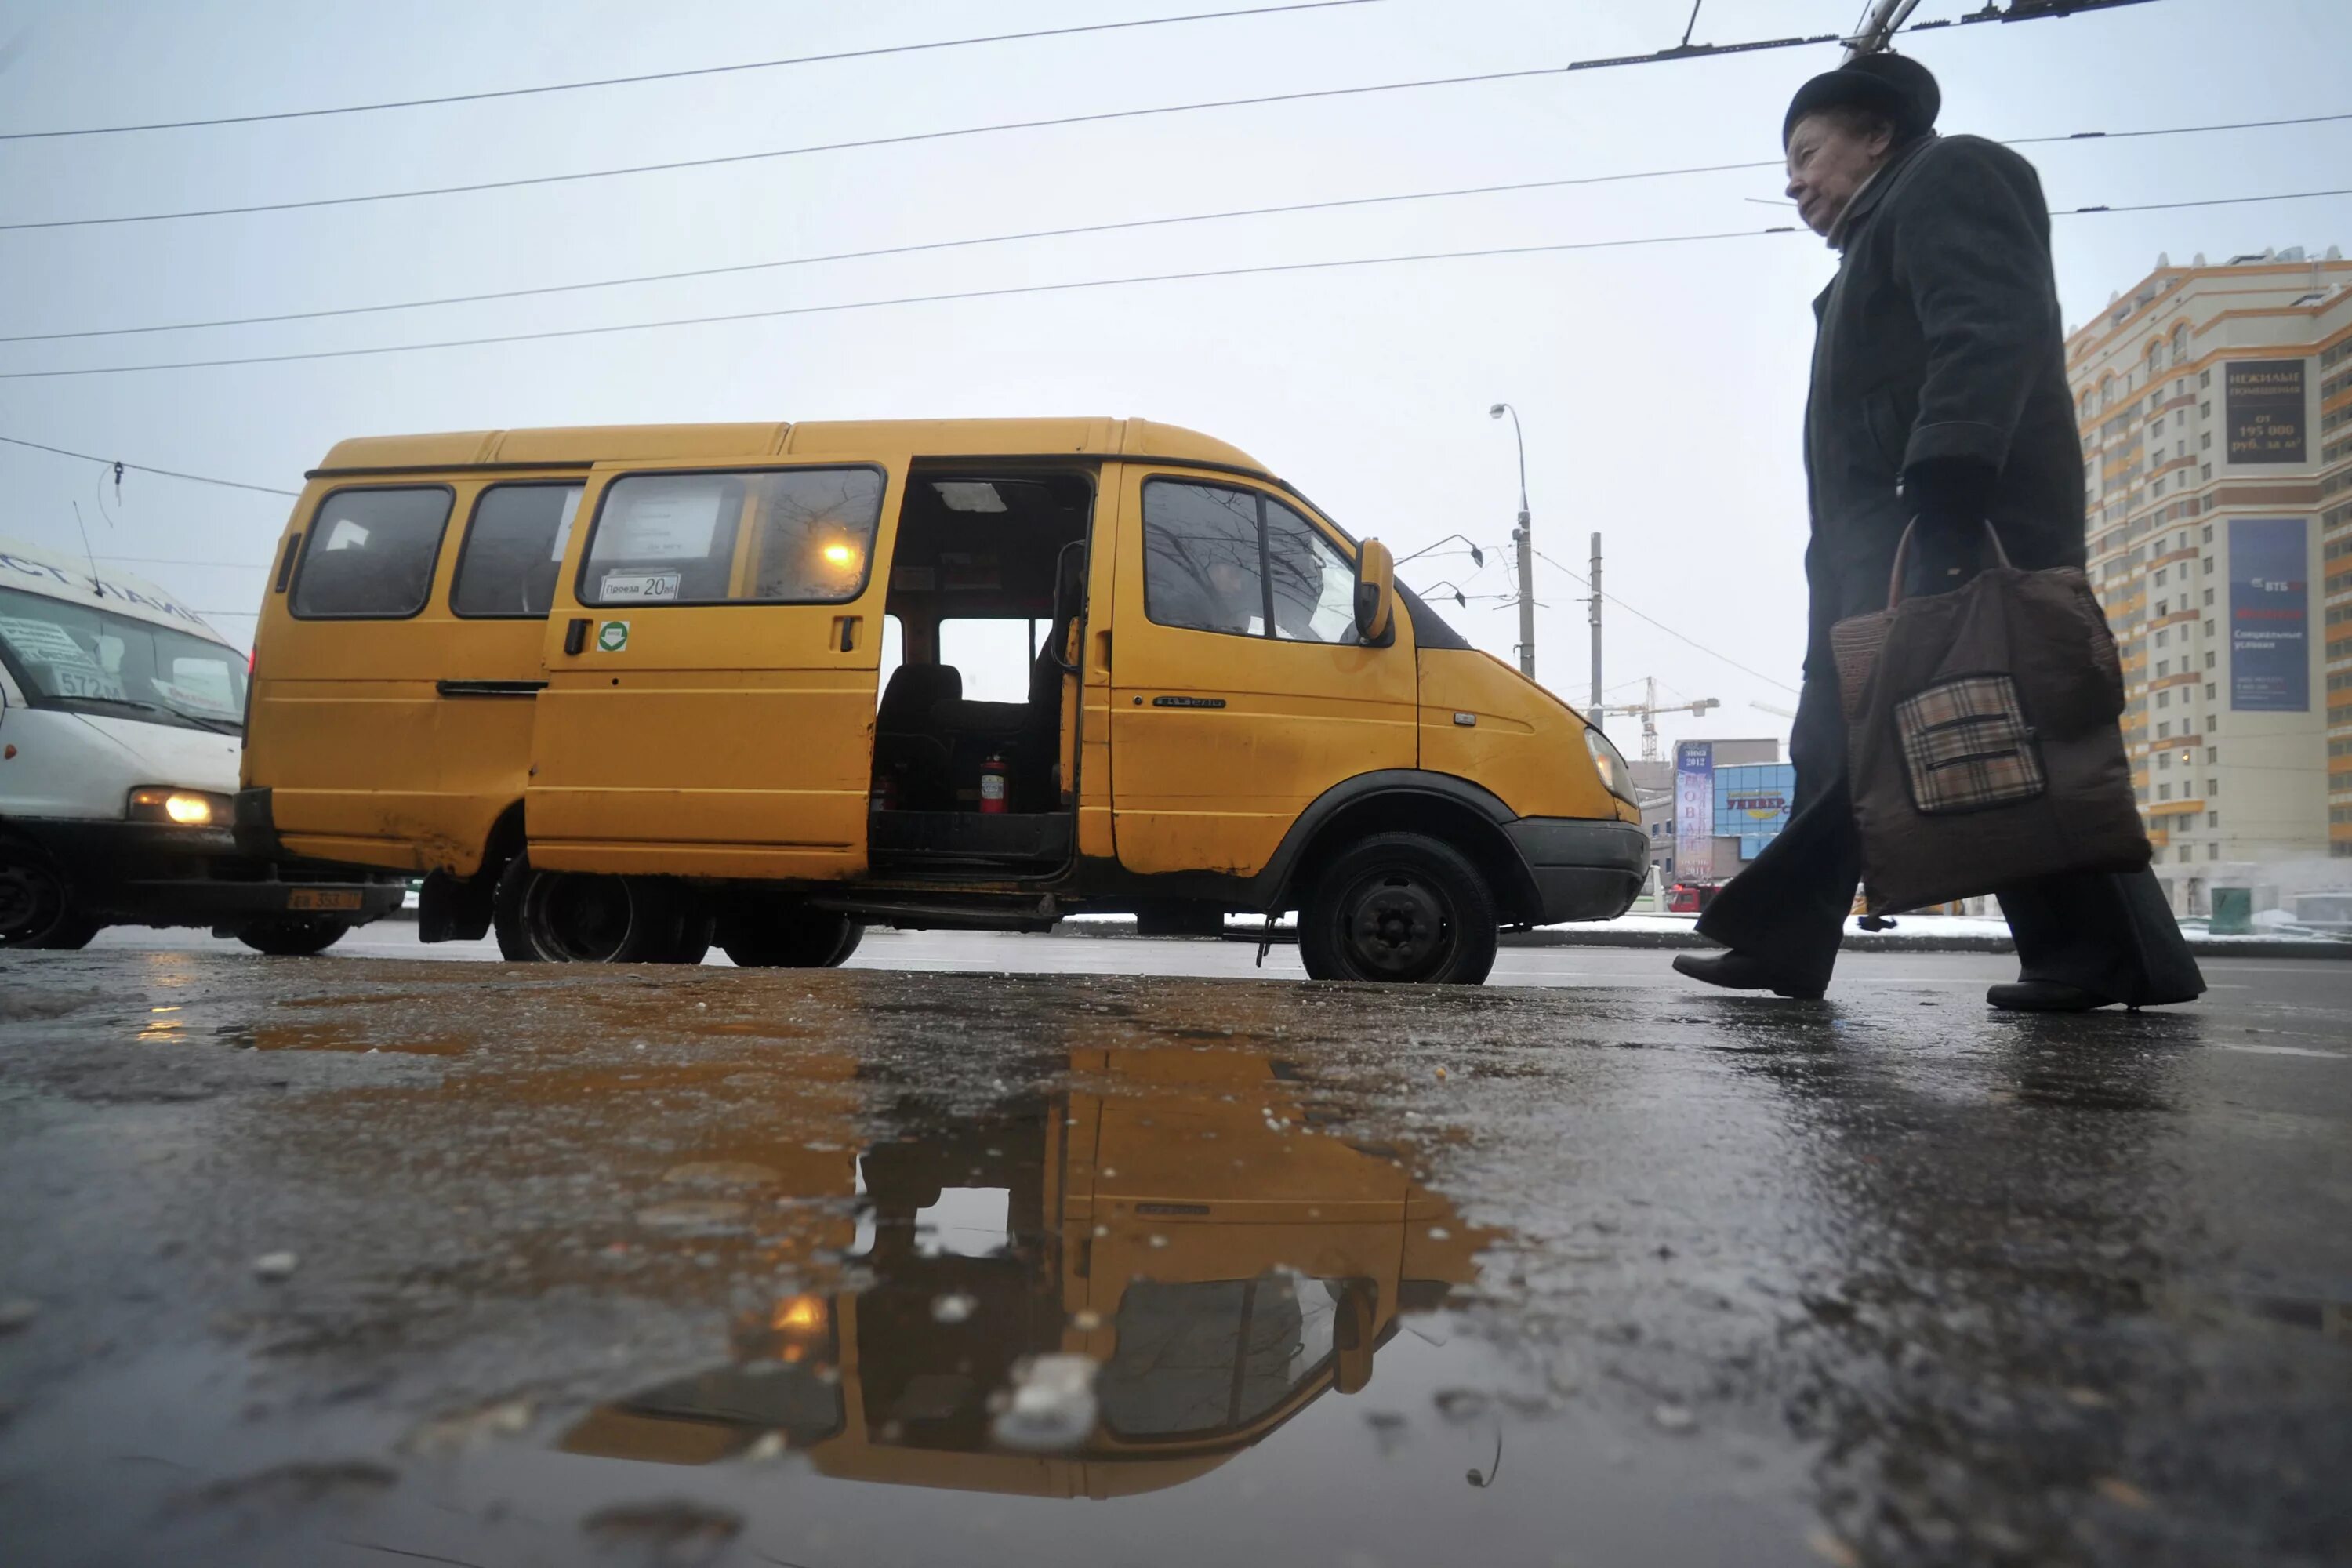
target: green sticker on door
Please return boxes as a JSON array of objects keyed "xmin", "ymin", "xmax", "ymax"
[{"xmin": 596, "ymin": 620, "xmax": 630, "ymax": 652}]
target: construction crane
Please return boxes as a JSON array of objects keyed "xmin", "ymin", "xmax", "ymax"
[
  {"xmin": 1750, "ymin": 700, "xmax": 1798, "ymax": 721},
  {"xmin": 1592, "ymin": 680, "xmax": 1719, "ymax": 762}
]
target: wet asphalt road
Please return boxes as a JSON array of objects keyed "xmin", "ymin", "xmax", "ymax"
[{"xmin": 2, "ymin": 933, "xmax": 2349, "ymax": 1567}]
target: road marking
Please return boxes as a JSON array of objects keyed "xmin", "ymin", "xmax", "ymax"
[{"xmin": 2214, "ymin": 1043, "xmax": 2344, "ymax": 1060}]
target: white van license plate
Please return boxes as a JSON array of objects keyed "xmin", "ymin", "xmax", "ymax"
[{"xmin": 287, "ymin": 890, "xmax": 364, "ymax": 912}]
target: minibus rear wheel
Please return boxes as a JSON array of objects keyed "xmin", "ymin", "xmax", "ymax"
[
  {"xmin": 721, "ymin": 907, "xmax": 864, "ymax": 968},
  {"xmin": 1298, "ymin": 832, "xmax": 1498, "ymax": 985},
  {"xmin": 495, "ymin": 853, "xmax": 688, "ymax": 964},
  {"xmin": 0, "ymin": 848, "xmax": 101, "ymax": 949}
]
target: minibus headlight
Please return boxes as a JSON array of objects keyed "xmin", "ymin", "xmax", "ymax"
[
  {"xmin": 128, "ymin": 787, "xmax": 231, "ymax": 826},
  {"xmin": 1583, "ymin": 728, "xmax": 1637, "ymax": 805}
]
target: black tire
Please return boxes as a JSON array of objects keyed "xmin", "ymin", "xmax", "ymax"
[
  {"xmin": 234, "ymin": 917, "xmax": 351, "ymax": 957},
  {"xmin": 492, "ymin": 852, "xmax": 689, "ymax": 964},
  {"xmin": 0, "ymin": 848, "xmax": 100, "ymax": 949},
  {"xmin": 722, "ymin": 907, "xmax": 865, "ymax": 968},
  {"xmin": 662, "ymin": 905, "xmax": 716, "ymax": 967},
  {"xmin": 1298, "ymin": 831, "xmax": 1498, "ymax": 985},
  {"xmin": 490, "ymin": 855, "xmax": 540, "ymax": 961}
]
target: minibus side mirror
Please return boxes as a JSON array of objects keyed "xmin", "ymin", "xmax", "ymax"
[
  {"xmin": 1330, "ymin": 1279, "xmax": 1379, "ymax": 1395},
  {"xmin": 1354, "ymin": 539, "xmax": 1396, "ymax": 648}
]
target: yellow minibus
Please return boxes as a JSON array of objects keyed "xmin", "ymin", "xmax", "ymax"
[
  {"xmin": 559, "ymin": 1047, "xmax": 1491, "ymax": 1496},
  {"xmin": 238, "ymin": 419, "xmax": 1644, "ymax": 983}
]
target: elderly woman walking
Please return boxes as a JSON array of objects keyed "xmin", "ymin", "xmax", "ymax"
[{"xmin": 1674, "ymin": 53, "xmax": 2202, "ymax": 1011}]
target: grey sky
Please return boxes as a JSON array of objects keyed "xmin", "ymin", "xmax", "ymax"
[{"xmin": 2, "ymin": 0, "xmax": 2343, "ymax": 757}]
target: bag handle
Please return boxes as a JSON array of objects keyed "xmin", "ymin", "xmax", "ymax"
[{"xmin": 1885, "ymin": 517, "xmax": 2014, "ymax": 609}]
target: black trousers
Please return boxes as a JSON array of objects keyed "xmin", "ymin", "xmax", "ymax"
[{"xmin": 1696, "ymin": 673, "xmax": 2205, "ymax": 1004}]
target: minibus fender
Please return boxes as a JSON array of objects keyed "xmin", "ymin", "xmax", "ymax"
[{"xmin": 1255, "ymin": 771, "xmax": 1542, "ymax": 924}]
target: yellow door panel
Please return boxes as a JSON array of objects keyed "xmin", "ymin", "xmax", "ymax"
[
  {"xmin": 526, "ymin": 457, "xmax": 902, "ymax": 878},
  {"xmin": 248, "ymin": 477, "xmax": 579, "ymax": 877},
  {"xmin": 1106, "ymin": 466, "xmax": 1416, "ymax": 877}
]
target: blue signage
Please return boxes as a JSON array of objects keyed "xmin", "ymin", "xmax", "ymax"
[{"xmin": 2228, "ymin": 517, "xmax": 2309, "ymax": 713}]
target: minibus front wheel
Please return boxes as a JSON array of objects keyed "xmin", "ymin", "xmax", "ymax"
[
  {"xmin": 1298, "ymin": 832, "xmax": 1497, "ymax": 985},
  {"xmin": 495, "ymin": 853, "xmax": 699, "ymax": 965}
]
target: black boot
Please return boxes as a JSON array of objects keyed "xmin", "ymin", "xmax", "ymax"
[
  {"xmin": 1987, "ymin": 981, "xmax": 2118, "ymax": 1012},
  {"xmin": 1672, "ymin": 949, "xmax": 1826, "ymax": 1001}
]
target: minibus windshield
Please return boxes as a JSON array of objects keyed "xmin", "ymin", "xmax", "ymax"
[{"xmin": 0, "ymin": 585, "xmax": 247, "ymax": 735}]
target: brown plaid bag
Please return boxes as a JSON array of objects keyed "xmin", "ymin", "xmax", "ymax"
[
  {"xmin": 1895, "ymin": 674, "xmax": 2045, "ymax": 813},
  {"xmin": 1835, "ymin": 521, "xmax": 2147, "ymax": 913}
]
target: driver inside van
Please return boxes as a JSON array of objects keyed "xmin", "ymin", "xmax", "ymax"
[{"xmin": 1156, "ymin": 554, "xmax": 1261, "ymax": 637}]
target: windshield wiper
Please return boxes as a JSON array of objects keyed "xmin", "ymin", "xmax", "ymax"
[{"xmin": 65, "ymin": 695, "xmax": 238, "ymax": 733}]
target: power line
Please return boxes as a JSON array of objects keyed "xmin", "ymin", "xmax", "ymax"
[
  {"xmin": 0, "ymin": 158, "xmax": 1784, "ymax": 343},
  {"xmin": 0, "ymin": 7, "xmax": 2206, "ymax": 234},
  {"xmin": 0, "ymin": 226, "xmax": 1795, "ymax": 379},
  {"xmin": 0, "ymin": 2, "xmax": 1388, "ymax": 142},
  {"xmin": 0, "ymin": 432, "xmax": 298, "ymax": 495},
  {"xmin": 11, "ymin": 180, "xmax": 2350, "ymax": 382},
  {"xmin": 89, "ymin": 554, "xmax": 269, "ymax": 568},
  {"xmin": 1534, "ymin": 550, "xmax": 1801, "ymax": 696},
  {"xmin": 9, "ymin": 107, "xmax": 2338, "ymax": 347},
  {"xmin": 0, "ymin": 65, "xmax": 1563, "ymax": 232}
]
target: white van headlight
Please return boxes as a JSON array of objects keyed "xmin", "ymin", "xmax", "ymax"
[
  {"xmin": 128, "ymin": 787, "xmax": 231, "ymax": 826},
  {"xmin": 1583, "ymin": 728, "xmax": 1637, "ymax": 805}
]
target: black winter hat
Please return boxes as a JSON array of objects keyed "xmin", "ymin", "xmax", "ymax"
[{"xmin": 1782, "ymin": 51, "xmax": 1941, "ymax": 147}]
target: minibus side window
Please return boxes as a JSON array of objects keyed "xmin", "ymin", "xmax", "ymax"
[
  {"xmin": 289, "ymin": 487, "xmax": 454, "ymax": 620},
  {"xmin": 1098, "ymin": 1274, "xmax": 1341, "ymax": 1440},
  {"xmin": 1264, "ymin": 502, "xmax": 1359, "ymax": 644},
  {"xmin": 579, "ymin": 467, "xmax": 884, "ymax": 607},
  {"xmin": 451, "ymin": 483, "xmax": 584, "ymax": 619},
  {"xmin": 1141, "ymin": 481, "xmax": 1265, "ymax": 637}
]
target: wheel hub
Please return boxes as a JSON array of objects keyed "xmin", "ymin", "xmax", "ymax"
[
  {"xmin": 0, "ymin": 862, "xmax": 60, "ymax": 942},
  {"xmin": 531, "ymin": 873, "xmax": 634, "ymax": 962},
  {"xmin": 1346, "ymin": 876, "xmax": 1448, "ymax": 976}
]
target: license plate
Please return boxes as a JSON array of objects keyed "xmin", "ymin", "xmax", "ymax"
[{"xmin": 287, "ymin": 889, "xmax": 364, "ymax": 912}]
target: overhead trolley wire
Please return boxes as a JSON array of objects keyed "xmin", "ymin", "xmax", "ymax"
[
  {"xmin": 0, "ymin": 2, "xmax": 2195, "ymax": 234},
  {"xmin": 0, "ymin": 0, "xmax": 2164, "ymax": 144},
  {"xmin": 9, "ymin": 110, "xmax": 2343, "ymax": 347},
  {"xmin": 5, "ymin": 179, "xmax": 2347, "ymax": 382},
  {"xmin": 0, "ymin": 432, "xmax": 299, "ymax": 495},
  {"xmin": 1533, "ymin": 550, "xmax": 1801, "ymax": 697},
  {"xmin": 0, "ymin": 158, "xmax": 1783, "ymax": 343},
  {"xmin": 0, "ymin": 227, "xmax": 1790, "ymax": 379},
  {"xmin": 0, "ymin": 1, "xmax": 1389, "ymax": 141}
]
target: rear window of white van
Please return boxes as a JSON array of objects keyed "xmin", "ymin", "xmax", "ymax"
[{"xmin": 291, "ymin": 487, "xmax": 453, "ymax": 619}]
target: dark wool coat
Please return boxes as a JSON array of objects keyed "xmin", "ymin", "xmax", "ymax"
[{"xmin": 1789, "ymin": 131, "xmax": 2089, "ymax": 790}]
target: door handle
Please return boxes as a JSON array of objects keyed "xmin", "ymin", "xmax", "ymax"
[
  {"xmin": 564, "ymin": 618, "xmax": 589, "ymax": 655},
  {"xmin": 833, "ymin": 615, "xmax": 860, "ymax": 652}
]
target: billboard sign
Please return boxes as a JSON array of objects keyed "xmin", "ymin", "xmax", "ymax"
[
  {"xmin": 1675, "ymin": 742, "xmax": 1715, "ymax": 884},
  {"xmin": 2224, "ymin": 360, "xmax": 2307, "ymax": 464},
  {"xmin": 2228, "ymin": 517, "xmax": 2309, "ymax": 712}
]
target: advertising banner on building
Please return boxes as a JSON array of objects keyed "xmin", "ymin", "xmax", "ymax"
[
  {"xmin": 2228, "ymin": 517, "xmax": 2309, "ymax": 712},
  {"xmin": 2224, "ymin": 360, "xmax": 2307, "ymax": 463},
  {"xmin": 1675, "ymin": 741, "xmax": 1715, "ymax": 883}
]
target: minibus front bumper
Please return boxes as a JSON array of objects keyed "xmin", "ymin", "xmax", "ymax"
[
  {"xmin": 1502, "ymin": 818, "xmax": 1650, "ymax": 925},
  {"xmin": 14, "ymin": 817, "xmax": 409, "ymax": 928}
]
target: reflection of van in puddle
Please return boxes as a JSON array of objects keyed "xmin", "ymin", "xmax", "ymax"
[
  {"xmin": 561, "ymin": 1050, "xmax": 1490, "ymax": 1497},
  {"xmin": 0, "ymin": 540, "xmax": 404, "ymax": 950},
  {"xmin": 239, "ymin": 420, "xmax": 1645, "ymax": 982}
]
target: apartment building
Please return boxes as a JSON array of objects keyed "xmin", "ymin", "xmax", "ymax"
[{"xmin": 2064, "ymin": 246, "xmax": 2352, "ymax": 915}]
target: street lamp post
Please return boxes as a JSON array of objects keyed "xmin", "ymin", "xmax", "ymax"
[{"xmin": 1488, "ymin": 403, "xmax": 1535, "ymax": 678}]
